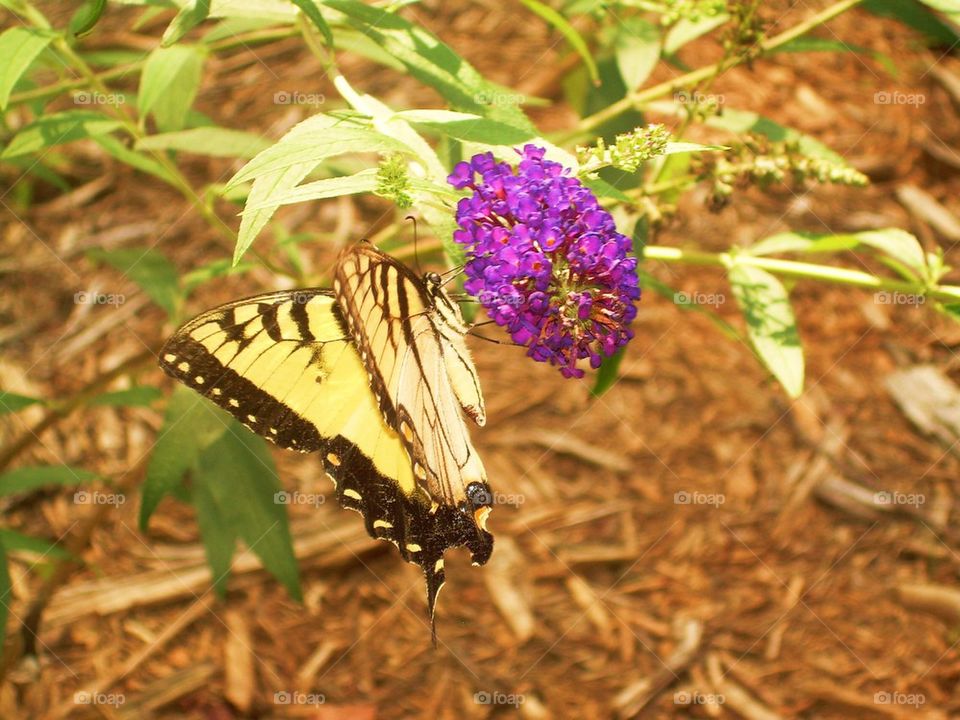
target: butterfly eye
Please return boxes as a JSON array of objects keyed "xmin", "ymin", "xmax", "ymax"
[{"xmin": 424, "ymin": 271, "xmax": 442, "ymax": 287}]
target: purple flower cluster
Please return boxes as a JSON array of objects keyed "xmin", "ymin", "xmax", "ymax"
[{"xmin": 448, "ymin": 145, "xmax": 640, "ymax": 378}]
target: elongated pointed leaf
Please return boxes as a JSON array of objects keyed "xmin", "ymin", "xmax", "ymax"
[
  {"xmin": 664, "ymin": 12, "xmax": 729, "ymax": 54},
  {"xmin": 0, "ymin": 466, "xmax": 98, "ymax": 496},
  {"xmin": 391, "ymin": 110, "xmax": 535, "ymax": 145},
  {"xmin": 0, "ymin": 27, "xmax": 56, "ymax": 110},
  {"xmin": 138, "ymin": 44, "xmax": 204, "ymax": 132},
  {"xmin": 162, "ymin": 0, "xmax": 211, "ymax": 46},
  {"xmin": 747, "ymin": 231, "xmax": 861, "ymax": 256},
  {"xmin": 856, "ymin": 228, "xmax": 929, "ymax": 282},
  {"xmin": 591, "ymin": 347, "xmax": 627, "ymax": 397},
  {"xmin": 87, "ymin": 247, "xmax": 181, "ymax": 318},
  {"xmin": 0, "ymin": 528, "xmax": 70, "ymax": 559},
  {"xmin": 196, "ymin": 426, "xmax": 301, "ymax": 600},
  {"xmin": 136, "ymin": 127, "xmax": 271, "ymax": 158},
  {"xmin": 0, "ymin": 392, "xmax": 43, "ymax": 414},
  {"xmin": 612, "ymin": 17, "xmax": 660, "ymax": 90},
  {"xmin": 323, "ymin": 0, "xmax": 537, "ymax": 133},
  {"xmin": 193, "ymin": 479, "xmax": 237, "ymax": 596},
  {"xmin": 71, "ymin": 0, "xmax": 107, "ymax": 36},
  {"xmin": 519, "ymin": 0, "xmax": 598, "ymax": 83},
  {"xmin": 140, "ymin": 386, "xmax": 229, "ymax": 529},
  {"xmin": 292, "ymin": 0, "xmax": 333, "ymax": 46},
  {"xmin": 241, "ymin": 168, "xmax": 378, "ymax": 211},
  {"xmin": 94, "ymin": 134, "xmax": 180, "ymax": 185},
  {"xmin": 728, "ymin": 263, "xmax": 804, "ymax": 398},
  {"xmin": 1, "ymin": 111, "xmax": 122, "ymax": 159}
]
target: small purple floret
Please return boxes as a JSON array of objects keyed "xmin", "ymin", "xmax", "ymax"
[{"xmin": 448, "ymin": 145, "xmax": 641, "ymax": 378}]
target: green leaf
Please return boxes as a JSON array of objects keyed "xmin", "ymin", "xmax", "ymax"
[
  {"xmin": 93, "ymin": 134, "xmax": 179, "ymax": 184},
  {"xmin": 241, "ymin": 168, "xmax": 378, "ymax": 210},
  {"xmin": 192, "ymin": 479, "xmax": 237, "ymax": 596},
  {"xmin": 728, "ymin": 263, "xmax": 804, "ymax": 398},
  {"xmin": 747, "ymin": 231, "xmax": 861, "ymax": 256},
  {"xmin": 0, "ymin": 466, "xmax": 98, "ymax": 496},
  {"xmin": 855, "ymin": 228, "xmax": 929, "ymax": 282},
  {"xmin": 323, "ymin": 0, "xmax": 537, "ymax": 134},
  {"xmin": 292, "ymin": 0, "xmax": 333, "ymax": 46},
  {"xmin": 138, "ymin": 44, "xmax": 205, "ymax": 132},
  {"xmin": 582, "ymin": 175, "xmax": 632, "ymax": 203},
  {"xmin": 0, "ymin": 536, "xmax": 9, "ymax": 649},
  {"xmin": 1, "ymin": 111, "xmax": 122, "ymax": 159},
  {"xmin": 228, "ymin": 116, "xmax": 408, "ymax": 263},
  {"xmin": 612, "ymin": 17, "xmax": 660, "ymax": 91},
  {"xmin": 162, "ymin": 0, "xmax": 211, "ymax": 46},
  {"xmin": 391, "ymin": 110, "xmax": 535, "ymax": 145},
  {"xmin": 863, "ymin": 0, "xmax": 959, "ymax": 44},
  {"xmin": 195, "ymin": 426, "xmax": 301, "ymax": 600},
  {"xmin": 227, "ymin": 120, "xmax": 407, "ymax": 187},
  {"xmin": 89, "ymin": 386, "xmax": 163, "ymax": 407},
  {"xmin": 0, "ymin": 27, "xmax": 56, "ymax": 110},
  {"xmin": 140, "ymin": 386, "xmax": 229, "ymax": 530},
  {"xmin": 663, "ymin": 12, "xmax": 729, "ymax": 54},
  {"xmin": 775, "ymin": 35, "xmax": 873, "ymax": 55},
  {"xmin": 591, "ymin": 346, "xmax": 627, "ymax": 397},
  {"xmin": 87, "ymin": 247, "xmax": 181, "ymax": 318},
  {"xmin": 70, "ymin": 0, "xmax": 107, "ymax": 36},
  {"xmin": 0, "ymin": 392, "xmax": 43, "ymax": 414},
  {"xmin": 0, "ymin": 528, "xmax": 70, "ymax": 559},
  {"xmin": 136, "ymin": 127, "xmax": 272, "ymax": 158},
  {"xmin": 916, "ymin": 0, "xmax": 960, "ymax": 23},
  {"xmin": 519, "ymin": 0, "xmax": 599, "ymax": 84}
]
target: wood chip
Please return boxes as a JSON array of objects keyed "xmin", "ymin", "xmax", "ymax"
[
  {"xmin": 223, "ymin": 609, "xmax": 255, "ymax": 713},
  {"xmin": 764, "ymin": 575, "xmax": 804, "ymax": 661},
  {"xmin": 483, "ymin": 535, "xmax": 535, "ymax": 642},
  {"xmin": 705, "ymin": 652, "xmax": 783, "ymax": 720},
  {"xmin": 565, "ymin": 575, "xmax": 613, "ymax": 645},
  {"xmin": 613, "ymin": 617, "xmax": 702, "ymax": 718},
  {"xmin": 506, "ymin": 429, "xmax": 632, "ymax": 472},
  {"xmin": 896, "ymin": 583, "xmax": 960, "ymax": 624},
  {"xmin": 886, "ymin": 366, "xmax": 960, "ymax": 451},
  {"xmin": 895, "ymin": 185, "xmax": 960, "ymax": 242}
]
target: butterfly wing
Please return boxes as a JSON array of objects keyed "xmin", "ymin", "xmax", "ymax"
[{"xmin": 333, "ymin": 243, "xmax": 494, "ymax": 617}]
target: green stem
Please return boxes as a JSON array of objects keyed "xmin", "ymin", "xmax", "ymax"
[
  {"xmin": 645, "ymin": 245, "xmax": 960, "ymax": 302},
  {"xmin": 557, "ymin": 0, "xmax": 864, "ymax": 143}
]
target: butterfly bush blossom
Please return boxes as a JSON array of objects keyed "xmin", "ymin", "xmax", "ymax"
[{"xmin": 448, "ymin": 145, "xmax": 640, "ymax": 378}]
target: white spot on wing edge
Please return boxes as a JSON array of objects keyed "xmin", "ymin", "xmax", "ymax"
[
  {"xmin": 344, "ymin": 488, "xmax": 362, "ymax": 501},
  {"xmin": 163, "ymin": 353, "xmax": 177, "ymax": 363},
  {"xmin": 406, "ymin": 543, "xmax": 422, "ymax": 553},
  {"xmin": 373, "ymin": 519, "xmax": 393, "ymax": 530}
]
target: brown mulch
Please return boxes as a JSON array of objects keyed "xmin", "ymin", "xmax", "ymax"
[{"xmin": 3, "ymin": 1, "xmax": 960, "ymax": 718}]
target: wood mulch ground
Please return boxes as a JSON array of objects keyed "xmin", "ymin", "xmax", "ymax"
[{"xmin": 2, "ymin": 1, "xmax": 960, "ymax": 718}]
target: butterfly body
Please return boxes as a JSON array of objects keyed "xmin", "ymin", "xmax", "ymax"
[{"xmin": 159, "ymin": 242, "xmax": 494, "ymax": 632}]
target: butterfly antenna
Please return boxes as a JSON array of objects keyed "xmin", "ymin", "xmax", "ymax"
[{"xmin": 405, "ymin": 215, "xmax": 422, "ymax": 275}]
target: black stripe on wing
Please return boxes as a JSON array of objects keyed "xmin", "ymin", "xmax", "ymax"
[{"xmin": 159, "ymin": 335, "xmax": 324, "ymax": 452}]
